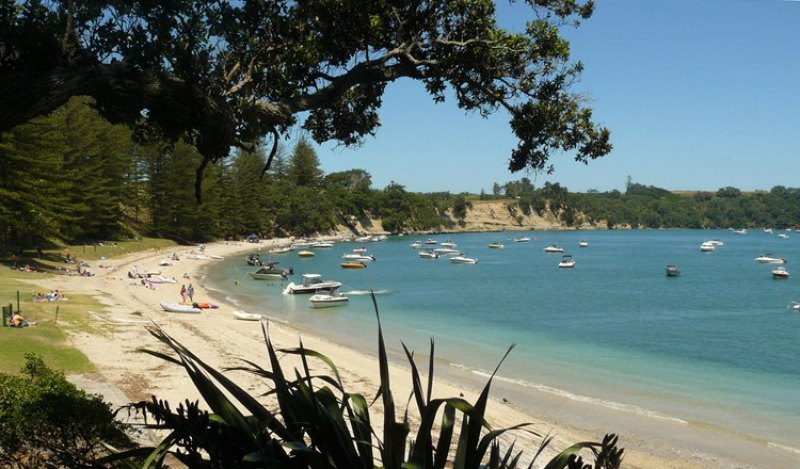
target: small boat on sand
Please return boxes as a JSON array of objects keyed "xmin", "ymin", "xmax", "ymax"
[
  {"xmin": 146, "ymin": 275, "xmax": 177, "ymax": 284},
  {"xmin": 160, "ymin": 302, "xmax": 202, "ymax": 314},
  {"xmin": 233, "ymin": 310, "xmax": 262, "ymax": 321}
]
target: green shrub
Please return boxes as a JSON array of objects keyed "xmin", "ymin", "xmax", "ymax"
[{"xmin": 0, "ymin": 354, "xmax": 132, "ymax": 468}]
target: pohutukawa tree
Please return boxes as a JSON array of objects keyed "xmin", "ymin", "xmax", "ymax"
[{"xmin": 0, "ymin": 0, "xmax": 611, "ymax": 199}]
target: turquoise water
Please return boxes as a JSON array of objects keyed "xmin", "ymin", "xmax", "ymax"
[{"xmin": 203, "ymin": 230, "xmax": 800, "ymax": 450}]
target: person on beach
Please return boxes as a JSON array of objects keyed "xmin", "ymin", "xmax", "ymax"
[
  {"xmin": 187, "ymin": 284, "xmax": 194, "ymax": 302},
  {"xmin": 9, "ymin": 312, "xmax": 34, "ymax": 327},
  {"xmin": 180, "ymin": 285, "xmax": 187, "ymax": 302}
]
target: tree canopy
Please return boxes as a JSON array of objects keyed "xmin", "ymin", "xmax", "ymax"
[{"xmin": 1, "ymin": 0, "xmax": 611, "ymax": 199}]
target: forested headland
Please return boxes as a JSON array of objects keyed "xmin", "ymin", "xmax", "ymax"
[{"xmin": 2, "ymin": 98, "xmax": 797, "ymax": 252}]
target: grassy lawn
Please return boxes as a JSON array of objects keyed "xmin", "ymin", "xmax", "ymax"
[{"xmin": 0, "ymin": 237, "xmax": 177, "ymax": 375}]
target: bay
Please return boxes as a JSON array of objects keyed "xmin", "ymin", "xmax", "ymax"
[{"xmin": 203, "ymin": 229, "xmax": 800, "ymax": 452}]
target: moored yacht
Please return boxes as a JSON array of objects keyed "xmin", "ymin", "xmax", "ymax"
[
  {"xmin": 558, "ymin": 254, "xmax": 576, "ymax": 268},
  {"xmin": 772, "ymin": 267, "xmax": 790, "ymax": 279},
  {"xmin": 544, "ymin": 244, "xmax": 565, "ymax": 253},
  {"xmin": 309, "ymin": 289, "xmax": 349, "ymax": 308},
  {"xmin": 418, "ymin": 249, "xmax": 439, "ymax": 259},
  {"xmin": 450, "ymin": 253, "xmax": 478, "ymax": 264},
  {"xmin": 283, "ymin": 274, "xmax": 342, "ymax": 294},
  {"xmin": 755, "ymin": 254, "xmax": 786, "ymax": 264}
]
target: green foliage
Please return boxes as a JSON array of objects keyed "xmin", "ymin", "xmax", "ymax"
[
  {"xmin": 106, "ymin": 300, "xmax": 623, "ymax": 468},
  {"xmin": 0, "ymin": 354, "xmax": 132, "ymax": 468},
  {"xmin": 2, "ymin": 0, "xmax": 610, "ymax": 198}
]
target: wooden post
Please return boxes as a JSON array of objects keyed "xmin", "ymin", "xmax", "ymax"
[
  {"xmin": 16, "ymin": 290, "xmax": 20, "ymax": 312},
  {"xmin": 55, "ymin": 306, "xmax": 59, "ymax": 324}
]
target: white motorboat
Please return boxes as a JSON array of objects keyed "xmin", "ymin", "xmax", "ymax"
[
  {"xmin": 772, "ymin": 267, "xmax": 790, "ymax": 279},
  {"xmin": 284, "ymin": 274, "xmax": 342, "ymax": 294},
  {"xmin": 352, "ymin": 246, "xmax": 368, "ymax": 253},
  {"xmin": 578, "ymin": 240, "xmax": 589, "ymax": 248},
  {"xmin": 544, "ymin": 244, "xmax": 565, "ymax": 253},
  {"xmin": 269, "ymin": 246, "xmax": 293, "ymax": 254},
  {"xmin": 410, "ymin": 241, "xmax": 422, "ymax": 249},
  {"xmin": 233, "ymin": 310, "xmax": 262, "ymax": 321},
  {"xmin": 558, "ymin": 254, "xmax": 576, "ymax": 268},
  {"xmin": 732, "ymin": 229, "xmax": 748, "ymax": 235},
  {"xmin": 700, "ymin": 242, "xmax": 716, "ymax": 252},
  {"xmin": 440, "ymin": 240, "xmax": 458, "ymax": 248},
  {"xmin": 488, "ymin": 242, "xmax": 504, "ymax": 249},
  {"xmin": 755, "ymin": 254, "xmax": 786, "ymax": 264},
  {"xmin": 450, "ymin": 254, "xmax": 478, "ymax": 264},
  {"xmin": 298, "ymin": 250, "xmax": 315, "ymax": 257},
  {"xmin": 160, "ymin": 302, "xmax": 202, "ymax": 314},
  {"xmin": 355, "ymin": 236, "xmax": 373, "ymax": 242},
  {"xmin": 424, "ymin": 239, "xmax": 438, "ymax": 245},
  {"xmin": 706, "ymin": 239, "xmax": 724, "ymax": 246},
  {"xmin": 309, "ymin": 289, "xmax": 349, "ymax": 308},
  {"xmin": 666, "ymin": 264, "xmax": 680, "ymax": 277},
  {"xmin": 434, "ymin": 247, "xmax": 461, "ymax": 255},
  {"xmin": 342, "ymin": 253, "xmax": 376, "ymax": 262},
  {"xmin": 419, "ymin": 249, "xmax": 438, "ymax": 259},
  {"xmin": 764, "ymin": 228, "xmax": 774, "ymax": 234},
  {"xmin": 513, "ymin": 236, "xmax": 531, "ymax": 243},
  {"xmin": 311, "ymin": 241, "xmax": 334, "ymax": 248},
  {"xmin": 778, "ymin": 233, "xmax": 790, "ymax": 239}
]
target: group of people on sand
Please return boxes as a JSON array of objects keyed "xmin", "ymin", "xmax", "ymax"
[
  {"xmin": 11, "ymin": 262, "xmax": 36, "ymax": 272},
  {"xmin": 32, "ymin": 289, "xmax": 66, "ymax": 302},
  {"xmin": 180, "ymin": 284, "xmax": 195, "ymax": 302}
]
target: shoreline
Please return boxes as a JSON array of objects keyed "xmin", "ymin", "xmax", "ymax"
[{"xmin": 34, "ymin": 239, "xmax": 799, "ymax": 468}]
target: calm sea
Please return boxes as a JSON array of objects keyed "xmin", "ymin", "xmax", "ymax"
[{"xmin": 203, "ymin": 230, "xmax": 800, "ymax": 452}]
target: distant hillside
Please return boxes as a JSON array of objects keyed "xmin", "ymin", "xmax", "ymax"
[{"xmin": 338, "ymin": 199, "xmax": 604, "ymax": 235}]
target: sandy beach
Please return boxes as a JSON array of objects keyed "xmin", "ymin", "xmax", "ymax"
[{"xmin": 31, "ymin": 240, "xmax": 800, "ymax": 468}]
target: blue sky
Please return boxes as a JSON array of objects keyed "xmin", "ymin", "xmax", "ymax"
[{"xmin": 309, "ymin": 0, "xmax": 800, "ymax": 194}]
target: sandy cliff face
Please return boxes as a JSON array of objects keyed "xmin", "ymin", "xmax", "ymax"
[{"xmin": 338, "ymin": 199, "xmax": 604, "ymax": 235}]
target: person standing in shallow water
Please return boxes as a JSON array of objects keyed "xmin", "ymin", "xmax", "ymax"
[
  {"xmin": 180, "ymin": 285, "xmax": 187, "ymax": 302},
  {"xmin": 187, "ymin": 284, "xmax": 194, "ymax": 302}
]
